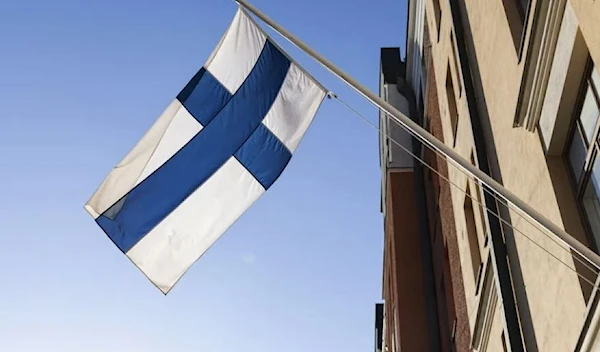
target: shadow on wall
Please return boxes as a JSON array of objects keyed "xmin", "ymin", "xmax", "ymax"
[{"xmin": 546, "ymin": 155, "xmax": 595, "ymax": 301}]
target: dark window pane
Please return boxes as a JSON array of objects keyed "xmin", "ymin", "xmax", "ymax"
[
  {"xmin": 501, "ymin": 0, "xmax": 525, "ymax": 51},
  {"xmin": 583, "ymin": 156, "xmax": 600, "ymax": 246}
]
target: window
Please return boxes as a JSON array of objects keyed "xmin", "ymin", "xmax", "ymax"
[
  {"xmin": 501, "ymin": 0, "xmax": 530, "ymax": 54},
  {"xmin": 422, "ymin": 13, "xmax": 431, "ymax": 95},
  {"xmin": 446, "ymin": 62, "xmax": 459, "ymax": 144},
  {"xmin": 425, "ymin": 169, "xmax": 441, "ymax": 243},
  {"xmin": 443, "ymin": 245, "xmax": 456, "ymax": 314},
  {"xmin": 469, "ymin": 151, "xmax": 488, "ymax": 248},
  {"xmin": 567, "ymin": 64, "xmax": 600, "ymax": 250},
  {"xmin": 432, "ymin": 0, "xmax": 442, "ymax": 42},
  {"xmin": 450, "ymin": 31, "xmax": 462, "ymax": 97},
  {"xmin": 465, "ymin": 183, "xmax": 483, "ymax": 284},
  {"xmin": 394, "ymin": 307, "xmax": 401, "ymax": 352},
  {"xmin": 451, "ymin": 318, "xmax": 457, "ymax": 344}
]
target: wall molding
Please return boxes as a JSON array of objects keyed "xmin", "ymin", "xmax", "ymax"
[
  {"xmin": 471, "ymin": 257, "xmax": 498, "ymax": 352},
  {"xmin": 514, "ymin": 0, "xmax": 567, "ymax": 131}
]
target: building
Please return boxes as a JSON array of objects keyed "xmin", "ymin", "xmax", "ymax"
[
  {"xmin": 376, "ymin": 0, "xmax": 600, "ymax": 351},
  {"xmin": 376, "ymin": 19, "xmax": 471, "ymax": 352}
]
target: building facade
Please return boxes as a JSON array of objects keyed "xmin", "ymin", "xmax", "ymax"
[{"xmin": 377, "ymin": 0, "xmax": 600, "ymax": 351}]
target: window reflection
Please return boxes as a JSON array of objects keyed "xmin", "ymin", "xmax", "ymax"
[
  {"xmin": 579, "ymin": 85, "xmax": 600, "ymax": 144},
  {"xmin": 592, "ymin": 68, "xmax": 600, "ymax": 89},
  {"xmin": 569, "ymin": 127, "xmax": 587, "ymax": 184}
]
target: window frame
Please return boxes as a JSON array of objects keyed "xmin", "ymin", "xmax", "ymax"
[
  {"xmin": 445, "ymin": 61, "xmax": 460, "ymax": 146},
  {"xmin": 565, "ymin": 59, "xmax": 600, "ymax": 252},
  {"xmin": 501, "ymin": 0, "xmax": 532, "ymax": 58},
  {"xmin": 432, "ymin": 0, "xmax": 442, "ymax": 43}
]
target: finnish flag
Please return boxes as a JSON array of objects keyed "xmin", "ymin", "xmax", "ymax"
[{"xmin": 84, "ymin": 7, "xmax": 326, "ymax": 293}]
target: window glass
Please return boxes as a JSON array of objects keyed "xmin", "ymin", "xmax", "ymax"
[
  {"xmin": 568, "ymin": 63, "xmax": 600, "ymax": 253},
  {"xmin": 592, "ymin": 67, "xmax": 600, "ymax": 90},
  {"xmin": 580, "ymin": 84, "xmax": 600, "ymax": 144},
  {"xmin": 569, "ymin": 127, "xmax": 588, "ymax": 184},
  {"xmin": 583, "ymin": 157, "xmax": 600, "ymax": 246}
]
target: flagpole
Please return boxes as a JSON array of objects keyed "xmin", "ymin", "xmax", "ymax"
[{"xmin": 234, "ymin": 0, "xmax": 600, "ymax": 269}]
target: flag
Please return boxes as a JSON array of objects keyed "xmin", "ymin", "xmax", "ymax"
[{"xmin": 84, "ymin": 7, "xmax": 327, "ymax": 294}]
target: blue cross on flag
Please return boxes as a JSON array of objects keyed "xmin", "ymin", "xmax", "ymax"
[{"xmin": 84, "ymin": 7, "xmax": 327, "ymax": 293}]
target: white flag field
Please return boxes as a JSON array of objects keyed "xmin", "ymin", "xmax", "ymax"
[{"xmin": 84, "ymin": 7, "xmax": 327, "ymax": 294}]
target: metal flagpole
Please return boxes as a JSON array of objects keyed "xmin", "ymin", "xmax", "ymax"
[{"xmin": 234, "ymin": 0, "xmax": 600, "ymax": 269}]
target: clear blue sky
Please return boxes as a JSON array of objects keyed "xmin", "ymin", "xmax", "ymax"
[{"xmin": 0, "ymin": 0, "xmax": 407, "ymax": 351}]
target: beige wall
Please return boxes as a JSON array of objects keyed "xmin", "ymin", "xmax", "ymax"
[
  {"xmin": 570, "ymin": 0, "xmax": 600, "ymax": 70},
  {"xmin": 538, "ymin": 1, "xmax": 587, "ymax": 154},
  {"xmin": 423, "ymin": 0, "xmax": 600, "ymax": 350}
]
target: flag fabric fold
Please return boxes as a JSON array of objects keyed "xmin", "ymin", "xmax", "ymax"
[{"xmin": 84, "ymin": 7, "xmax": 326, "ymax": 293}]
